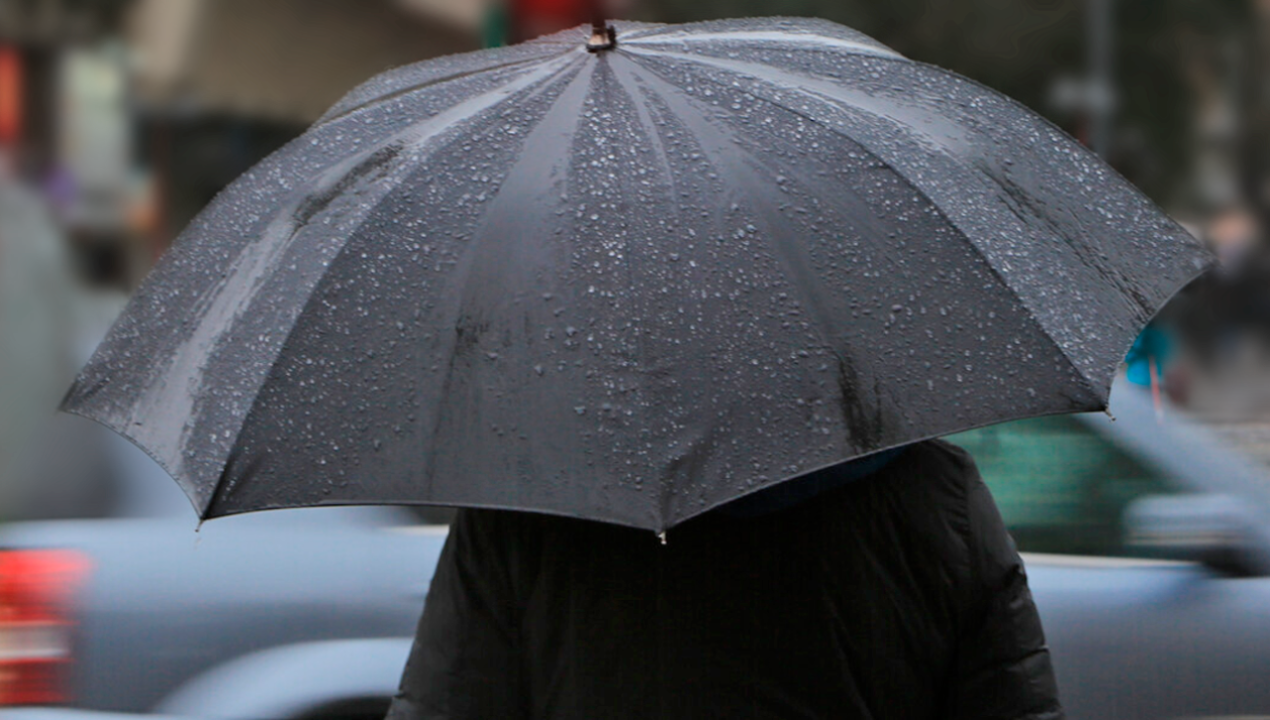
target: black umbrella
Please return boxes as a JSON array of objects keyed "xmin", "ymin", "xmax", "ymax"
[{"xmin": 64, "ymin": 18, "xmax": 1210, "ymax": 532}]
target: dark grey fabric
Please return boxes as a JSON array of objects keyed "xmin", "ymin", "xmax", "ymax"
[{"xmin": 388, "ymin": 440, "xmax": 1062, "ymax": 719}]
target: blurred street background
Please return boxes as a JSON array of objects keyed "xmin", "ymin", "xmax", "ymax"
[
  {"xmin": 2, "ymin": 0, "xmax": 1270, "ymax": 560},
  {"xmin": 5, "ymin": 3, "xmax": 1270, "ymax": 718}
]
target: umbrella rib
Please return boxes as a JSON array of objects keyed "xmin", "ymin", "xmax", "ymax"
[
  {"xmin": 624, "ymin": 27, "xmax": 902, "ymax": 61},
  {"xmin": 624, "ymin": 46, "xmax": 1105, "ymax": 399},
  {"xmin": 316, "ymin": 48, "xmax": 578, "ymax": 127},
  {"xmin": 414, "ymin": 60, "xmax": 596, "ymax": 501},
  {"xmin": 616, "ymin": 17, "xmax": 899, "ymax": 55},
  {"xmin": 603, "ymin": 57, "xmax": 682, "ymax": 522},
  {"xmin": 606, "ymin": 56, "xmax": 680, "ymax": 218},
  {"xmin": 613, "ymin": 61, "xmax": 802, "ymax": 524}
]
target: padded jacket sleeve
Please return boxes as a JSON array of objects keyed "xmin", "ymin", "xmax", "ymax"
[{"xmin": 945, "ymin": 467, "xmax": 1065, "ymax": 720}]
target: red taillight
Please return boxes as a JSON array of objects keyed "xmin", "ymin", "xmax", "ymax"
[
  {"xmin": 0, "ymin": 46, "xmax": 21, "ymax": 146},
  {"xmin": 0, "ymin": 550, "xmax": 91, "ymax": 706}
]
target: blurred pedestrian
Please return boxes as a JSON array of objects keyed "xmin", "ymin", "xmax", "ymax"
[
  {"xmin": 388, "ymin": 440, "xmax": 1062, "ymax": 719},
  {"xmin": 0, "ymin": 146, "xmax": 90, "ymax": 515}
]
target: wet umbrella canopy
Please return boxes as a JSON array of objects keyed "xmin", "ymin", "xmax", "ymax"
[{"xmin": 64, "ymin": 18, "xmax": 1210, "ymax": 531}]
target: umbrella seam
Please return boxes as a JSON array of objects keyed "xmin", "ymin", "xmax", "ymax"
[
  {"xmin": 604, "ymin": 54, "xmax": 687, "ymax": 531},
  {"xmin": 316, "ymin": 49, "xmax": 577, "ymax": 127},
  {"xmin": 624, "ymin": 30, "xmax": 902, "ymax": 61},
  {"xmin": 616, "ymin": 16, "xmax": 899, "ymax": 56},
  {"xmin": 416, "ymin": 58, "xmax": 594, "ymax": 504}
]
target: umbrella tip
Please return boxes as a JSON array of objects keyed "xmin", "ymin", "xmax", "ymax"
[{"xmin": 587, "ymin": 20, "xmax": 616, "ymax": 52}]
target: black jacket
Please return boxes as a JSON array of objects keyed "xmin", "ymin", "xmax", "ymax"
[{"xmin": 388, "ymin": 440, "xmax": 1063, "ymax": 719}]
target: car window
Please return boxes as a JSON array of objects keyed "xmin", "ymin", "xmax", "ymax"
[{"xmin": 947, "ymin": 415, "xmax": 1182, "ymax": 558}]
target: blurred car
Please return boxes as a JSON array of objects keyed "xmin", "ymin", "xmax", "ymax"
[
  {"xmin": 0, "ymin": 419, "xmax": 446, "ymax": 720},
  {"xmin": 955, "ymin": 386, "xmax": 1270, "ymax": 720},
  {"xmin": 6, "ymin": 710, "xmax": 191, "ymax": 720}
]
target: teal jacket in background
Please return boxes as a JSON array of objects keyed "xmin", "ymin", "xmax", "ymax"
[{"xmin": 1125, "ymin": 324, "xmax": 1174, "ymax": 387}]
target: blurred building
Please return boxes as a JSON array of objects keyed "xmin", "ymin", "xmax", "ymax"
[
  {"xmin": 127, "ymin": 0, "xmax": 482, "ymax": 267},
  {"xmin": 127, "ymin": 0, "xmax": 482, "ymax": 125},
  {"xmin": 0, "ymin": 0, "xmax": 482, "ymax": 287}
]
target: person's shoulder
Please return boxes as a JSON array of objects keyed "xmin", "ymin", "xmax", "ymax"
[
  {"xmin": 873, "ymin": 439, "xmax": 986, "ymax": 540},
  {"xmin": 890, "ymin": 438, "xmax": 982, "ymax": 488},
  {"xmin": 828, "ymin": 440, "xmax": 990, "ymax": 582}
]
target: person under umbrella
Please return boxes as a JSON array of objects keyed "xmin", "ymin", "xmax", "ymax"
[
  {"xmin": 61, "ymin": 16, "xmax": 1210, "ymax": 720},
  {"xmin": 391, "ymin": 441, "xmax": 1058, "ymax": 719}
]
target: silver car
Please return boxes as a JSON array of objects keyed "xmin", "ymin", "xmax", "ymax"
[{"xmin": 954, "ymin": 386, "xmax": 1270, "ymax": 720}]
